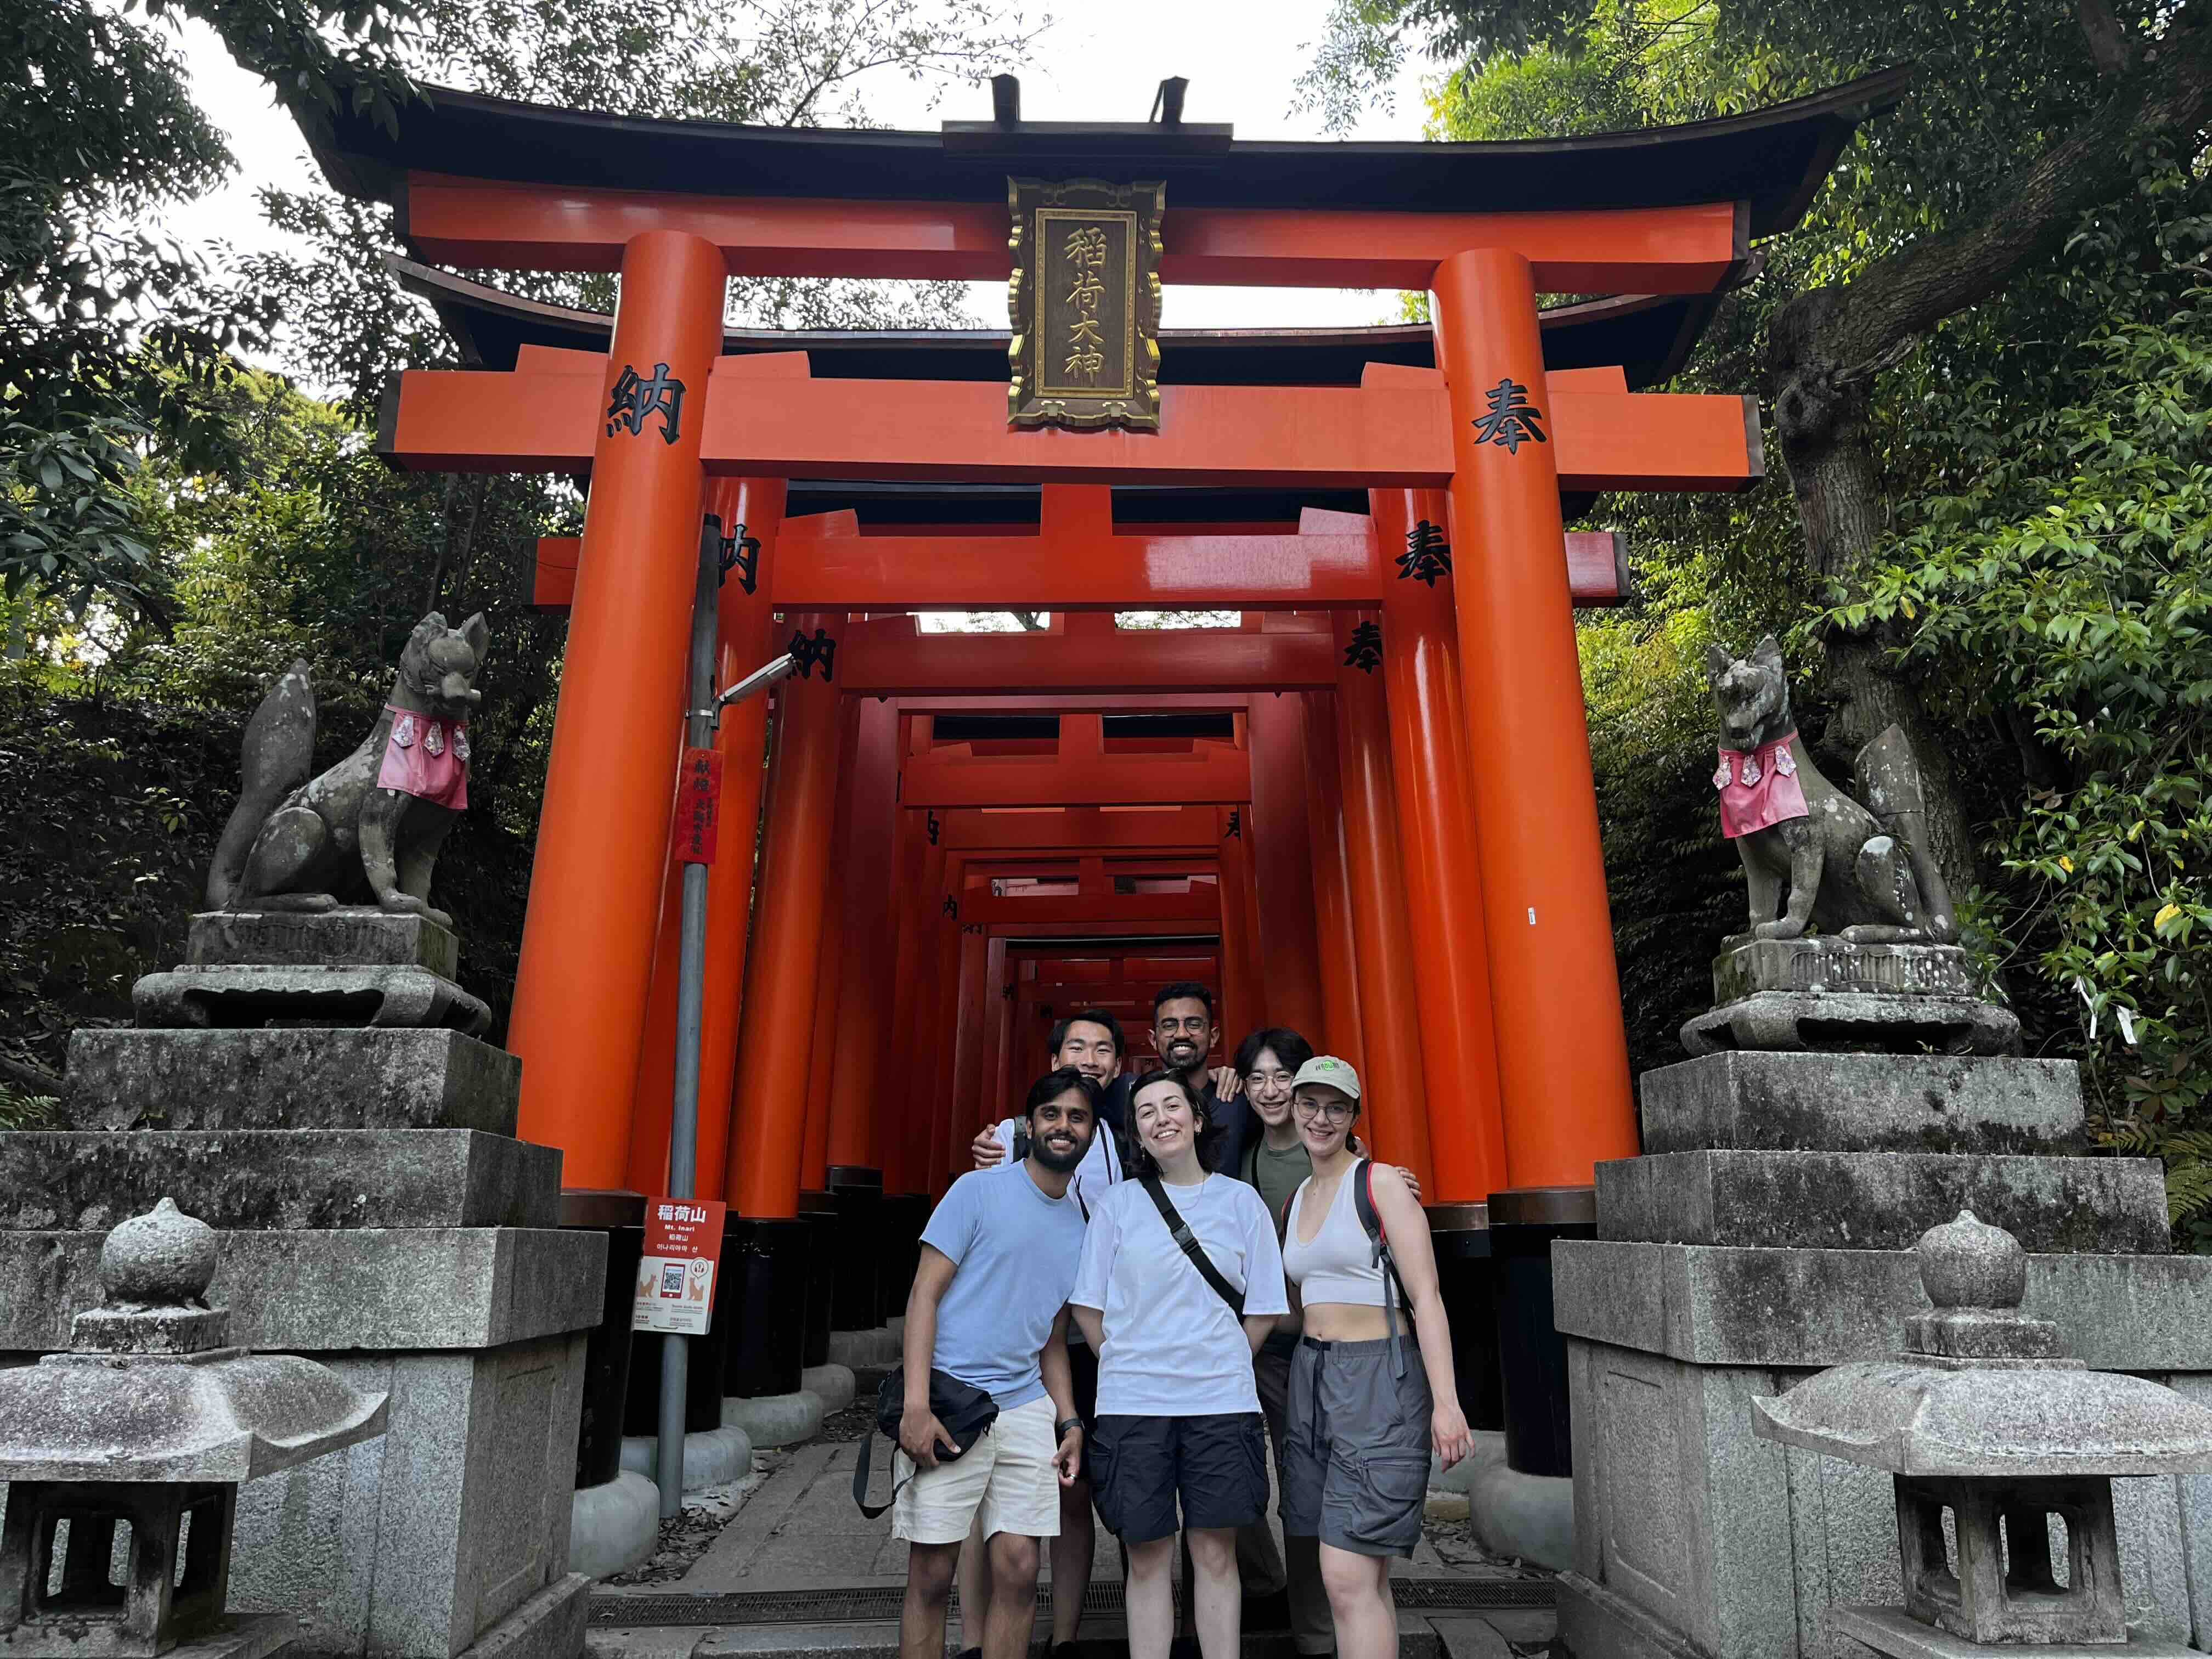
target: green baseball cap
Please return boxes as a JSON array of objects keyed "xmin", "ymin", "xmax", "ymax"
[{"xmin": 1290, "ymin": 1054, "xmax": 1362, "ymax": 1099}]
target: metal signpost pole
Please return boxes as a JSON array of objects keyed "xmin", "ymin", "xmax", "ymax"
[{"xmin": 658, "ymin": 515, "xmax": 795, "ymax": 1517}]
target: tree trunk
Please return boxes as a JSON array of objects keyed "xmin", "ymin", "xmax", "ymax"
[
  {"xmin": 1760, "ymin": 11, "xmax": 2212, "ymax": 905},
  {"xmin": 1768, "ymin": 314, "xmax": 1980, "ymax": 898}
]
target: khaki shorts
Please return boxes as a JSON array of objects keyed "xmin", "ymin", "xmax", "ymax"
[{"xmin": 891, "ymin": 1394, "xmax": 1062, "ymax": 1545}]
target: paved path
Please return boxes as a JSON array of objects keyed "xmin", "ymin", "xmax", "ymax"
[{"xmin": 590, "ymin": 1439, "xmax": 1556, "ymax": 1659}]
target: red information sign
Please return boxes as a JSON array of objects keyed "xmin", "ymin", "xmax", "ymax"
[
  {"xmin": 634, "ymin": 1197, "xmax": 726, "ymax": 1335},
  {"xmin": 676, "ymin": 747, "xmax": 722, "ymax": 865}
]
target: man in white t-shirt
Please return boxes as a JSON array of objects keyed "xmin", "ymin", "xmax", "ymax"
[{"xmin": 957, "ymin": 1010, "xmax": 1126, "ymax": 1659}]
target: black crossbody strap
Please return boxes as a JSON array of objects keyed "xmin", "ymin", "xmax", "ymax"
[{"xmin": 1140, "ymin": 1173, "xmax": 1243, "ymax": 1315}]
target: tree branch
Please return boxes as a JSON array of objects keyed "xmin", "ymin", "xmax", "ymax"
[{"xmin": 1786, "ymin": 15, "xmax": 2212, "ymax": 385}]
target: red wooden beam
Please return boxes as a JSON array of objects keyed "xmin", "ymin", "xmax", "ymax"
[
  {"xmin": 959, "ymin": 891, "xmax": 1223, "ymax": 927},
  {"xmin": 903, "ymin": 747, "xmax": 1250, "ymax": 809},
  {"xmin": 383, "ymin": 371, "xmax": 1760, "ymax": 492},
  {"xmin": 528, "ymin": 527, "xmax": 1635, "ymax": 612},
  {"xmin": 842, "ymin": 622, "xmax": 1342, "ymax": 696},
  {"xmin": 934, "ymin": 805, "xmax": 1220, "ymax": 854},
  {"xmin": 398, "ymin": 176, "xmax": 1748, "ymax": 293}
]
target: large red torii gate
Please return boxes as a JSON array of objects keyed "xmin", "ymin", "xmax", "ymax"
[{"xmin": 307, "ymin": 72, "xmax": 1902, "ymax": 1354}]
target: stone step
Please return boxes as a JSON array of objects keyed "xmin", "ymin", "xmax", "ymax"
[
  {"xmin": 1599, "ymin": 1149, "xmax": 2168, "ymax": 1254},
  {"xmin": 1639, "ymin": 1051, "xmax": 2085, "ymax": 1155},
  {"xmin": 66, "ymin": 1026, "xmax": 519, "ymax": 1133},
  {"xmin": 0, "ymin": 1128, "xmax": 560, "ymax": 1231},
  {"xmin": 0, "ymin": 1224, "xmax": 605, "ymax": 1353}
]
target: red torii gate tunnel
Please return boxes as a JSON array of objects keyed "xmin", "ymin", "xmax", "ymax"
[{"xmin": 313, "ymin": 67, "xmax": 1901, "ymax": 1409}]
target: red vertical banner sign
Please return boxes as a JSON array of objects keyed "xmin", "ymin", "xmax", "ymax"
[{"xmin": 676, "ymin": 747, "xmax": 723, "ymax": 865}]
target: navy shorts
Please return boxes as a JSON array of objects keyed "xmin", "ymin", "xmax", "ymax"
[
  {"xmin": 1280, "ymin": 1335, "xmax": 1431, "ymax": 1558},
  {"xmin": 1090, "ymin": 1411, "xmax": 1268, "ymax": 1545}
]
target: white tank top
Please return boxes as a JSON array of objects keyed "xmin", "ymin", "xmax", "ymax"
[{"xmin": 1280, "ymin": 1160, "xmax": 1388, "ymax": 1308}]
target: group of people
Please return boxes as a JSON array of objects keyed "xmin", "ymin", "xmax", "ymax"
[{"xmin": 882, "ymin": 983, "xmax": 1472, "ymax": 1659}]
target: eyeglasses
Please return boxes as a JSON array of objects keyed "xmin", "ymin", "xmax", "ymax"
[
  {"xmin": 1293, "ymin": 1097, "xmax": 1356, "ymax": 1124},
  {"xmin": 1155, "ymin": 1016, "xmax": 1210, "ymax": 1035},
  {"xmin": 1244, "ymin": 1070, "xmax": 1296, "ymax": 1095}
]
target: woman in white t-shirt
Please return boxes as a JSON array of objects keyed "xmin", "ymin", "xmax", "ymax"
[{"xmin": 1069, "ymin": 1070, "xmax": 1288, "ymax": 1659}]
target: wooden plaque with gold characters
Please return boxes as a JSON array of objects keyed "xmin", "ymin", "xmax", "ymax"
[{"xmin": 1007, "ymin": 177, "xmax": 1164, "ymax": 431}]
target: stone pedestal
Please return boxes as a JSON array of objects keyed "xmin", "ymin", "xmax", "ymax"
[
  {"xmin": 1682, "ymin": 938, "xmax": 2020, "ymax": 1058},
  {"xmin": 1552, "ymin": 1052, "xmax": 2212, "ymax": 1659},
  {"xmin": 3, "ymin": 911, "xmax": 603, "ymax": 1659}
]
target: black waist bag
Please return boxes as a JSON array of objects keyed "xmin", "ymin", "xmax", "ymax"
[{"xmin": 852, "ymin": 1365, "xmax": 999, "ymax": 1517}]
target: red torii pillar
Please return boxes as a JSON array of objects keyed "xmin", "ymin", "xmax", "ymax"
[
  {"xmin": 509, "ymin": 229, "xmax": 725, "ymax": 1189},
  {"xmin": 1331, "ymin": 612, "xmax": 1436, "ymax": 1194},
  {"xmin": 1246, "ymin": 691, "xmax": 1324, "ymax": 1041},
  {"xmin": 800, "ymin": 697, "xmax": 863, "ymax": 1193},
  {"xmin": 1431, "ymin": 249, "xmax": 1639, "ymax": 1189},
  {"xmin": 1301, "ymin": 692, "xmax": 1366, "ymax": 1072},
  {"xmin": 826, "ymin": 695, "xmax": 900, "ymax": 1181},
  {"xmin": 625, "ymin": 477, "xmax": 786, "ymax": 1201},
  {"xmin": 724, "ymin": 608, "xmax": 847, "ymax": 1398},
  {"xmin": 1372, "ymin": 485, "xmax": 1510, "ymax": 1205}
]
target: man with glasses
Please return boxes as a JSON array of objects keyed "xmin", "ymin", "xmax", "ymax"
[{"xmin": 1143, "ymin": 981, "xmax": 1260, "ymax": 1177}]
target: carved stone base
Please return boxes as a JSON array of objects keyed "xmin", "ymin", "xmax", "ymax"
[
  {"xmin": 1682, "ymin": 991, "xmax": 2020, "ymax": 1058},
  {"xmin": 132, "ymin": 965, "xmax": 489, "ymax": 1035},
  {"xmin": 188, "ymin": 909, "xmax": 460, "ymax": 978},
  {"xmin": 1712, "ymin": 936, "xmax": 1979, "ymax": 1004}
]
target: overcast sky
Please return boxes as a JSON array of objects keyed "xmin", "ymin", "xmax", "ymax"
[{"xmin": 163, "ymin": 0, "xmax": 1439, "ymax": 332}]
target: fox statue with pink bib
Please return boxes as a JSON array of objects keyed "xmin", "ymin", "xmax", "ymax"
[
  {"xmin": 206, "ymin": 611, "xmax": 488, "ymax": 928},
  {"xmin": 1705, "ymin": 634, "xmax": 1957, "ymax": 945}
]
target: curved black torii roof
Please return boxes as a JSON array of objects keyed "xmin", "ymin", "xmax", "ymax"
[
  {"xmin": 308, "ymin": 67, "xmax": 1911, "ymax": 242},
  {"xmin": 388, "ymin": 256, "xmax": 1730, "ymax": 392}
]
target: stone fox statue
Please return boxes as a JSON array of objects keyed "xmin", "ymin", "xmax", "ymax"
[
  {"xmin": 206, "ymin": 612, "xmax": 488, "ymax": 927},
  {"xmin": 1706, "ymin": 635, "xmax": 1957, "ymax": 944}
]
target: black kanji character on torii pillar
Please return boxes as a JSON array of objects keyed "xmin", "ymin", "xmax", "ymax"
[
  {"xmin": 787, "ymin": 628, "xmax": 837, "ymax": 681},
  {"xmin": 719, "ymin": 522, "xmax": 762, "ymax": 594},
  {"xmin": 1470, "ymin": 377, "xmax": 1547, "ymax": 454},
  {"xmin": 1397, "ymin": 520, "xmax": 1453, "ymax": 586},
  {"xmin": 1343, "ymin": 620, "xmax": 1384, "ymax": 673},
  {"xmin": 605, "ymin": 362, "xmax": 686, "ymax": 444}
]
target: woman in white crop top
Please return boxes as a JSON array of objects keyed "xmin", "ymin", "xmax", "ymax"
[{"xmin": 1276, "ymin": 1056, "xmax": 1471, "ymax": 1659}]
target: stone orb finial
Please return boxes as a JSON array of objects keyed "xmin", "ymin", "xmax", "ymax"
[
  {"xmin": 1916, "ymin": 1209, "xmax": 2027, "ymax": 1310},
  {"xmin": 100, "ymin": 1197, "xmax": 218, "ymax": 1309}
]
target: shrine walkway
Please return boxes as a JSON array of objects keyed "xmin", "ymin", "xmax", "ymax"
[{"xmin": 585, "ymin": 1431, "xmax": 1556, "ymax": 1659}]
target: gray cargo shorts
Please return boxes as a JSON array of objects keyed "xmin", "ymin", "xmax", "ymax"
[{"xmin": 1279, "ymin": 1333, "xmax": 1431, "ymax": 1558}]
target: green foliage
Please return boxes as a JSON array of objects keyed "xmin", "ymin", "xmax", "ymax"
[
  {"xmin": 2105, "ymin": 1120, "xmax": 2212, "ymax": 1250},
  {"xmin": 1390, "ymin": 0, "xmax": 2212, "ymax": 1239},
  {"xmin": 1840, "ymin": 252, "xmax": 2212, "ymax": 1186},
  {"xmin": 0, "ymin": 1087, "xmax": 63, "ymax": 1132},
  {"xmin": 0, "ymin": 0, "xmax": 273, "ymax": 618}
]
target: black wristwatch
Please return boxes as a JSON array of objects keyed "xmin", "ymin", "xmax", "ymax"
[{"xmin": 1056, "ymin": 1417, "xmax": 1083, "ymax": 1440}]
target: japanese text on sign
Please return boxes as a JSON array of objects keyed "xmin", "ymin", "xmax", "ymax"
[
  {"xmin": 677, "ymin": 747, "xmax": 721, "ymax": 865},
  {"xmin": 634, "ymin": 1197, "xmax": 726, "ymax": 1336}
]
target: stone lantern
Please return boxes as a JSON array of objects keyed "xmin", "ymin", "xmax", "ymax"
[
  {"xmin": 1752, "ymin": 1210, "xmax": 2212, "ymax": 1657},
  {"xmin": 0, "ymin": 1200, "xmax": 386, "ymax": 1659}
]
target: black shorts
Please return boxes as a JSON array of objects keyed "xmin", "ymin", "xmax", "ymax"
[{"xmin": 1090, "ymin": 1412, "xmax": 1268, "ymax": 1545}]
